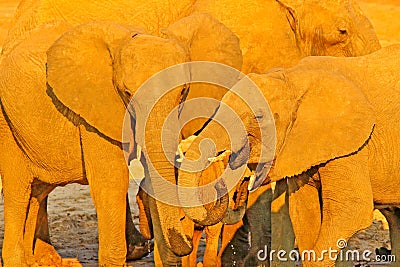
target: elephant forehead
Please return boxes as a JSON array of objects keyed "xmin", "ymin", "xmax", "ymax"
[
  {"xmin": 163, "ymin": 13, "xmax": 243, "ymax": 70},
  {"xmin": 114, "ymin": 35, "xmax": 189, "ymax": 93}
]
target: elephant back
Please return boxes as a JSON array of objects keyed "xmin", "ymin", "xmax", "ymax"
[{"xmin": 3, "ymin": 0, "xmax": 196, "ymax": 55}]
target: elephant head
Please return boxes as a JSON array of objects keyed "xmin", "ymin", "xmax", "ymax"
[
  {"xmin": 46, "ymin": 13, "xmax": 242, "ymax": 259},
  {"xmin": 192, "ymin": 0, "xmax": 381, "ymax": 73},
  {"xmin": 228, "ymin": 70, "xmax": 375, "ymax": 182},
  {"xmin": 276, "ymin": 0, "xmax": 381, "ymax": 57},
  {"xmin": 180, "ymin": 67, "xmax": 376, "ymax": 226}
]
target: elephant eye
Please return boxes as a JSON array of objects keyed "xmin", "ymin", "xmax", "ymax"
[
  {"xmin": 255, "ymin": 114, "xmax": 264, "ymax": 121},
  {"xmin": 338, "ymin": 28, "xmax": 347, "ymax": 35},
  {"xmin": 254, "ymin": 107, "xmax": 269, "ymax": 121}
]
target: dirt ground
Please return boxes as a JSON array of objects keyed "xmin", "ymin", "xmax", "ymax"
[{"xmin": 0, "ymin": 0, "xmax": 399, "ymax": 266}]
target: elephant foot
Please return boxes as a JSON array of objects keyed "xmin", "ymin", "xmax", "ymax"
[
  {"xmin": 34, "ymin": 239, "xmax": 63, "ymax": 267},
  {"xmin": 2, "ymin": 255, "xmax": 29, "ymax": 267},
  {"xmin": 126, "ymin": 240, "xmax": 154, "ymax": 260}
]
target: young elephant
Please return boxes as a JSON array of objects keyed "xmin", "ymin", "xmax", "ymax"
[{"xmin": 180, "ymin": 44, "xmax": 400, "ymax": 267}]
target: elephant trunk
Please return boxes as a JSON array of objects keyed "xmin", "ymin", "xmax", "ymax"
[
  {"xmin": 142, "ymin": 99, "xmax": 194, "ymax": 257},
  {"xmin": 222, "ymin": 176, "xmax": 250, "ymax": 225},
  {"xmin": 178, "ymin": 118, "xmax": 234, "ymax": 226},
  {"xmin": 144, "ymin": 150, "xmax": 193, "ymax": 256},
  {"xmin": 136, "ymin": 182, "xmax": 153, "ymax": 240}
]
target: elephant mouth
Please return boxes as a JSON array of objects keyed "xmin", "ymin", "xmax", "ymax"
[
  {"xmin": 247, "ymin": 160, "xmax": 274, "ymax": 190},
  {"xmin": 232, "ymin": 176, "xmax": 250, "ymax": 209},
  {"xmin": 221, "ymin": 176, "xmax": 250, "ymax": 225}
]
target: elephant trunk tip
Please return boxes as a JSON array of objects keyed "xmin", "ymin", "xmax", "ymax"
[
  {"xmin": 167, "ymin": 228, "xmax": 193, "ymax": 256},
  {"xmin": 187, "ymin": 179, "xmax": 230, "ymax": 226}
]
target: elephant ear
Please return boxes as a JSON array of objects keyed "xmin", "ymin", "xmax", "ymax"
[
  {"xmin": 271, "ymin": 70, "xmax": 375, "ymax": 180},
  {"xmin": 46, "ymin": 21, "xmax": 145, "ymax": 142},
  {"xmin": 162, "ymin": 13, "xmax": 243, "ymax": 137},
  {"xmin": 162, "ymin": 13, "xmax": 242, "ymax": 69}
]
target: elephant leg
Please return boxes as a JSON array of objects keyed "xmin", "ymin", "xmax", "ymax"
[
  {"xmin": 299, "ymin": 150, "xmax": 373, "ymax": 267},
  {"xmin": 271, "ymin": 180, "xmax": 294, "ymax": 267},
  {"xmin": 182, "ymin": 226, "xmax": 202, "ymax": 267},
  {"xmin": 81, "ymin": 130, "xmax": 128, "ymax": 266},
  {"xmin": 149, "ymin": 197, "xmax": 183, "ymax": 266},
  {"xmin": 88, "ymin": 170, "xmax": 128, "ymax": 266},
  {"xmin": 33, "ymin": 193, "xmax": 150, "ymax": 262},
  {"xmin": 379, "ymin": 207, "xmax": 400, "ymax": 266},
  {"xmin": 125, "ymin": 194, "xmax": 153, "ymax": 260},
  {"xmin": 243, "ymin": 187, "xmax": 273, "ymax": 267},
  {"xmin": 334, "ymin": 245, "xmax": 355, "ymax": 267},
  {"xmin": 203, "ymin": 223, "xmax": 222, "ymax": 267},
  {"xmin": 0, "ymin": 110, "xmax": 32, "ymax": 266},
  {"xmin": 24, "ymin": 197, "xmax": 40, "ymax": 266},
  {"xmin": 25, "ymin": 182, "xmax": 55, "ymax": 264},
  {"xmin": 218, "ymin": 221, "xmax": 242, "ymax": 265},
  {"xmin": 35, "ymin": 196, "xmax": 51, "ymax": 244},
  {"xmin": 2, "ymin": 171, "xmax": 32, "ymax": 267},
  {"xmin": 219, "ymin": 185, "xmax": 272, "ymax": 267},
  {"xmin": 287, "ymin": 171, "xmax": 321, "ymax": 266},
  {"xmin": 220, "ymin": 219, "xmax": 249, "ymax": 266}
]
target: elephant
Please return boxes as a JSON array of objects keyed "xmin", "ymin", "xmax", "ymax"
[
  {"xmin": 0, "ymin": 13, "xmax": 243, "ymax": 266},
  {"xmin": 191, "ymin": 0, "xmax": 381, "ymax": 73},
  {"xmin": 4, "ymin": 0, "xmax": 380, "ymax": 74},
  {"xmin": 179, "ymin": 44, "xmax": 400, "ymax": 267},
  {"xmin": 1, "ymin": 0, "xmax": 382, "ymax": 265}
]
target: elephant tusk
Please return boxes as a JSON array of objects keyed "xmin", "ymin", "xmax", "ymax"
[
  {"xmin": 136, "ymin": 145, "xmax": 142, "ymax": 160},
  {"xmin": 208, "ymin": 150, "xmax": 231, "ymax": 163},
  {"xmin": 248, "ymin": 174, "xmax": 256, "ymax": 191},
  {"xmin": 176, "ymin": 135, "xmax": 197, "ymax": 163},
  {"xmin": 176, "ymin": 148, "xmax": 184, "ymax": 163},
  {"xmin": 271, "ymin": 181, "xmax": 276, "ymax": 194},
  {"xmin": 129, "ymin": 145, "xmax": 144, "ymax": 180}
]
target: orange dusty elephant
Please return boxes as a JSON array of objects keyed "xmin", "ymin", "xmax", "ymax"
[{"xmin": 181, "ymin": 45, "xmax": 400, "ymax": 267}]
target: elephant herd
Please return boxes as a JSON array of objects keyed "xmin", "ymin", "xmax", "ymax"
[{"xmin": 0, "ymin": 0, "xmax": 399, "ymax": 267}]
